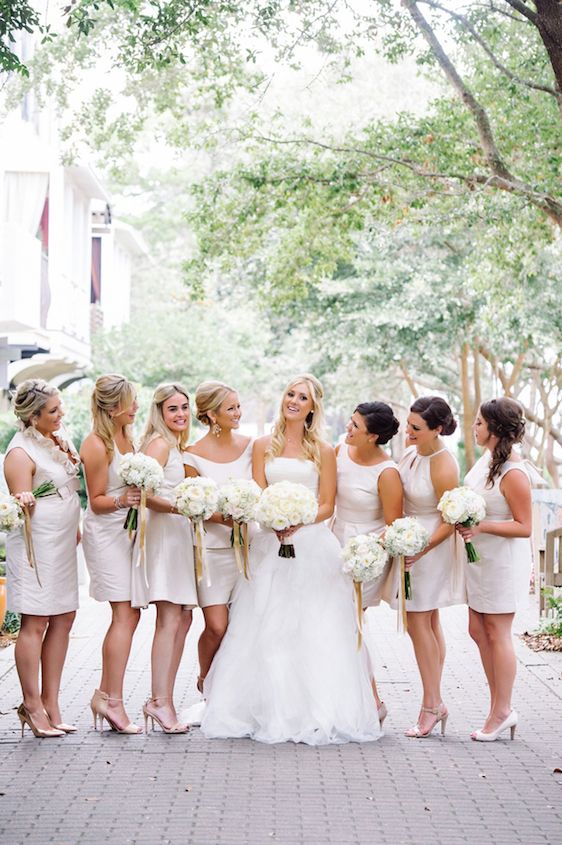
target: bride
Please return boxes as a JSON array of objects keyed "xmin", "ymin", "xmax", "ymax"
[{"xmin": 200, "ymin": 374, "xmax": 382, "ymax": 745}]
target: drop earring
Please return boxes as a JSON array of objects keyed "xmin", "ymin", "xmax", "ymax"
[{"xmin": 212, "ymin": 422, "xmax": 222, "ymax": 437}]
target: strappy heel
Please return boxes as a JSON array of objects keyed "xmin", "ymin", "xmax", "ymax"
[
  {"xmin": 143, "ymin": 697, "xmax": 188, "ymax": 734},
  {"xmin": 405, "ymin": 703, "xmax": 448, "ymax": 738},
  {"xmin": 17, "ymin": 704, "xmax": 65, "ymax": 738},
  {"xmin": 90, "ymin": 689, "xmax": 142, "ymax": 734}
]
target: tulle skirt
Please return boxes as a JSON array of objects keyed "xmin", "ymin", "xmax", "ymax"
[{"xmin": 200, "ymin": 523, "xmax": 382, "ymax": 745}]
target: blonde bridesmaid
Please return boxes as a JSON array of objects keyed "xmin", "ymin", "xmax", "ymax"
[
  {"xmin": 332, "ymin": 401, "xmax": 403, "ymax": 722},
  {"xmin": 183, "ymin": 381, "xmax": 252, "ymax": 694},
  {"xmin": 457, "ymin": 398, "xmax": 532, "ymax": 742},
  {"xmin": 392, "ymin": 396, "xmax": 464, "ymax": 738},
  {"xmin": 3, "ymin": 380, "xmax": 81, "ymax": 737},
  {"xmin": 81, "ymin": 374, "xmax": 142, "ymax": 734},
  {"xmin": 131, "ymin": 383, "xmax": 198, "ymax": 734}
]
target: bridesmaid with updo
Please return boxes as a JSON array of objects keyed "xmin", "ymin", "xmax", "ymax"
[
  {"xmin": 4, "ymin": 380, "xmax": 81, "ymax": 738},
  {"xmin": 392, "ymin": 396, "xmax": 464, "ymax": 738},
  {"xmin": 183, "ymin": 381, "xmax": 253, "ymax": 695},
  {"xmin": 81, "ymin": 375, "xmax": 143, "ymax": 734},
  {"xmin": 332, "ymin": 401, "xmax": 403, "ymax": 724},
  {"xmin": 131, "ymin": 383, "xmax": 198, "ymax": 734},
  {"xmin": 457, "ymin": 398, "xmax": 532, "ymax": 742}
]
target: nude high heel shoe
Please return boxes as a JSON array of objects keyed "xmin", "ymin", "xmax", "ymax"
[
  {"xmin": 405, "ymin": 704, "xmax": 448, "ymax": 738},
  {"xmin": 143, "ymin": 698, "xmax": 188, "ymax": 734},
  {"xmin": 17, "ymin": 704, "xmax": 65, "ymax": 738},
  {"xmin": 90, "ymin": 689, "xmax": 142, "ymax": 734},
  {"xmin": 471, "ymin": 710, "xmax": 518, "ymax": 742},
  {"xmin": 378, "ymin": 702, "xmax": 388, "ymax": 727},
  {"xmin": 45, "ymin": 710, "xmax": 77, "ymax": 733}
]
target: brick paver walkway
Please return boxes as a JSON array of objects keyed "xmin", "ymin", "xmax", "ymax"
[{"xmin": 1, "ymin": 591, "xmax": 561, "ymax": 845}]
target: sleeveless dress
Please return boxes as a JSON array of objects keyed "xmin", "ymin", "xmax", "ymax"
[
  {"xmin": 82, "ymin": 442, "xmax": 134, "ymax": 603},
  {"xmin": 131, "ymin": 444, "xmax": 198, "ymax": 609},
  {"xmin": 200, "ymin": 457, "xmax": 382, "ymax": 745},
  {"xmin": 463, "ymin": 454, "xmax": 532, "ymax": 614},
  {"xmin": 332, "ymin": 445, "xmax": 398, "ymax": 607},
  {"xmin": 387, "ymin": 446, "xmax": 465, "ymax": 612},
  {"xmin": 183, "ymin": 439, "xmax": 253, "ymax": 607},
  {"xmin": 5, "ymin": 427, "xmax": 81, "ymax": 616}
]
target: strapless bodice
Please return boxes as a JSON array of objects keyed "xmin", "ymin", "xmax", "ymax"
[{"xmin": 265, "ymin": 457, "xmax": 319, "ymax": 495}]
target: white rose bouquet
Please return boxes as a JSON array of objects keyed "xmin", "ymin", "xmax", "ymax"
[
  {"xmin": 0, "ymin": 481, "xmax": 58, "ymax": 587},
  {"xmin": 119, "ymin": 453, "xmax": 164, "ymax": 535},
  {"xmin": 0, "ymin": 492, "xmax": 24, "ymax": 533},
  {"xmin": 174, "ymin": 477, "xmax": 219, "ymax": 583},
  {"xmin": 255, "ymin": 481, "xmax": 318, "ymax": 558},
  {"xmin": 437, "ymin": 486, "xmax": 486, "ymax": 563},
  {"xmin": 383, "ymin": 517, "xmax": 430, "ymax": 631},
  {"xmin": 217, "ymin": 478, "xmax": 261, "ymax": 578},
  {"xmin": 342, "ymin": 533, "xmax": 389, "ymax": 648}
]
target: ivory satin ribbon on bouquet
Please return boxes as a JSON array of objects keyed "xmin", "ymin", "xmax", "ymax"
[
  {"xmin": 135, "ymin": 488, "xmax": 149, "ymax": 589},
  {"xmin": 193, "ymin": 519, "xmax": 212, "ymax": 588},
  {"xmin": 232, "ymin": 521, "xmax": 250, "ymax": 580},
  {"xmin": 354, "ymin": 581, "xmax": 363, "ymax": 650},
  {"xmin": 398, "ymin": 555, "xmax": 408, "ymax": 634}
]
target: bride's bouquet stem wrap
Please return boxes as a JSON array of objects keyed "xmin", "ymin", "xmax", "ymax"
[
  {"xmin": 383, "ymin": 518, "xmax": 430, "ymax": 633},
  {"xmin": 437, "ymin": 487, "xmax": 486, "ymax": 564},
  {"xmin": 254, "ymin": 481, "xmax": 318, "ymax": 560},
  {"xmin": 174, "ymin": 477, "xmax": 219, "ymax": 587},
  {"xmin": 119, "ymin": 454, "xmax": 164, "ymax": 589},
  {"xmin": 342, "ymin": 533, "xmax": 389, "ymax": 649},
  {"xmin": 217, "ymin": 478, "xmax": 261, "ymax": 580}
]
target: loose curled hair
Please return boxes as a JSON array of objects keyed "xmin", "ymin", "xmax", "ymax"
[
  {"xmin": 267, "ymin": 374, "xmax": 325, "ymax": 469},
  {"xmin": 410, "ymin": 396, "xmax": 457, "ymax": 436},
  {"xmin": 91, "ymin": 374, "xmax": 136, "ymax": 460},
  {"xmin": 141, "ymin": 383, "xmax": 190, "ymax": 452},
  {"xmin": 195, "ymin": 381, "xmax": 236, "ymax": 427},
  {"xmin": 480, "ymin": 397, "xmax": 525, "ymax": 487},
  {"xmin": 355, "ymin": 401, "xmax": 400, "ymax": 445},
  {"xmin": 12, "ymin": 379, "xmax": 59, "ymax": 427}
]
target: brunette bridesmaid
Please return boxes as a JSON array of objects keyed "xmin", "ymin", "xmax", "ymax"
[
  {"xmin": 3, "ymin": 380, "xmax": 81, "ymax": 737},
  {"xmin": 457, "ymin": 398, "xmax": 532, "ymax": 741},
  {"xmin": 131, "ymin": 383, "xmax": 198, "ymax": 734},
  {"xmin": 183, "ymin": 381, "xmax": 252, "ymax": 694},
  {"xmin": 81, "ymin": 374, "xmax": 142, "ymax": 734},
  {"xmin": 331, "ymin": 401, "xmax": 403, "ymax": 722},
  {"xmin": 391, "ymin": 396, "xmax": 464, "ymax": 738}
]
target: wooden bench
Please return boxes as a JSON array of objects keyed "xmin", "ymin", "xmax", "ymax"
[{"xmin": 540, "ymin": 525, "xmax": 562, "ymax": 613}]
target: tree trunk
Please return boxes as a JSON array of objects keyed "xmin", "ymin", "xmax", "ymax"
[
  {"xmin": 534, "ymin": 0, "xmax": 562, "ymax": 98},
  {"xmin": 460, "ymin": 343, "xmax": 475, "ymax": 470}
]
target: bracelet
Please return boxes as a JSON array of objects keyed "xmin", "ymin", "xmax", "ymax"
[
  {"xmin": 113, "ymin": 495, "xmax": 124, "ymax": 510},
  {"xmin": 170, "ymin": 505, "xmax": 178, "ymax": 515}
]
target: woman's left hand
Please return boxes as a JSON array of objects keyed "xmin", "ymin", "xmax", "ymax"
[
  {"xmin": 15, "ymin": 491, "xmax": 35, "ymax": 509},
  {"xmin": 404, "ymin": 550, "xmax": 427, "ymax": 569}
]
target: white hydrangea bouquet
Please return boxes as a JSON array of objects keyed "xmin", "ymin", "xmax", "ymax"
[
  {"xmin": 342, "ymin": 533, "xmax": 389, "ymax": 648},
  {"xmin": 383, "ymin": 517, "xmax": 430, "ymax": 630},
  {"xmin": 255, "ymin": 480, "xmax": 318, "ymax": 558},
  {"xmin": 217, "ymin": 478, "xmax": 261, "ymax": 578},
  {"xmin": 174, "ymin": 477, "xmax": 219, "ymax": 583},
  {"xmin": 119, "ymin": 453, "xmax": 164, "ymax": 585},
  {"xmin": 0, "ymin": 481, "xmax": 57, "ymax": 587},
  {"xmin": 437, "ymin": 486, "xmax": 486, "ymax": 563},
  {"xmin": 0, "ymin": 492, "xmax": 24, "ymax": 533}
]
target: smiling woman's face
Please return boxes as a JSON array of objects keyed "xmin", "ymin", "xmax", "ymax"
[{"xmin": 282, "ymin": 382, "xmax": 313, "ymax": 423}]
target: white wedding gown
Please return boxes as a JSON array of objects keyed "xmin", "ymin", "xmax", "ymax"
[{"xmin": 200, "ymin": 457, "xmax": 382, "ymax": 745}]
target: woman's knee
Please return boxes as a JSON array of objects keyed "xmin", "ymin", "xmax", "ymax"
[
  {"xmin": 48, "ymin": 611, "xmax": 76, "ymax": 634},
  {"xmin": 20, "ymin": 614, "xmax": 49, "ymax": 637}
]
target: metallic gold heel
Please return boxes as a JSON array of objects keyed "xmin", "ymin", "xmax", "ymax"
[{"xmin": 17, "ymin": 704, "xmax": 65, "ymax": 738}]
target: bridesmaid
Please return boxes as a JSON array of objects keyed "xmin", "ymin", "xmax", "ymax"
[
  {"xmin": 183, "ymin": 380, "xmax": 252, "ymax": 694},
  {"xmin": 457, "ymin": 398, "xmax": 532, "ymax": 742},
  {"xmin": 81, "ymin": 374, "xmax": 142, "ymax": 734},
  {"xmin": 3, "ymin": 380, "xmax": 81, "ymax": 737},
  {"xmin": 393, "ymin": 396, "xmax": 464, "ymax": 738},
  {"xmin": 331, "ymin": 401, "xmax": 403, "ymax": 721},
  {"xmin": 131, "ymin": 383, "xmax": 198, "ymax": 734}
]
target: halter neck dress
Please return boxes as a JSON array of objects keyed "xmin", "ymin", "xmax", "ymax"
[{"xmin": 387, "ymin": 446, "xmax": 465, "ymax": 611}]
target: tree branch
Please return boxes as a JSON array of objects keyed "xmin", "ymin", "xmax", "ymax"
[{"xmin": 503, "ymin": 0, "xmax": 538, "ymax": 24}]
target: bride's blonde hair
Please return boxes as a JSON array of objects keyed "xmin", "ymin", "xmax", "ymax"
[
  {"xmin": 91, "ymin": 374, "xmax": 136, "ymax": 459},
  {"xmin": 140, "ymin": 383, "xmax": 191, "ymax": 452},
  {"xmin": 266, "ymin": 374, "xmax": 325, "ymax": 469}
]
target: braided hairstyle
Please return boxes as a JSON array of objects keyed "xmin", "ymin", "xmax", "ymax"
[{"xmin": 480, "ymin": 397, "xmax": 525, "ymax": 487}]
